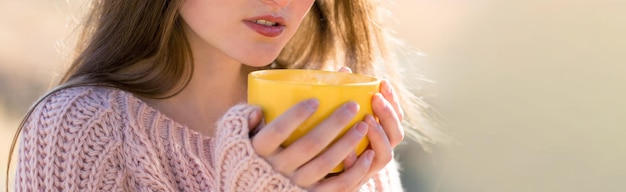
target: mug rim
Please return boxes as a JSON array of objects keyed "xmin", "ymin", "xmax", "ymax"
[{"xmin": 248, "ymin": 69, "xmax": 380, "ymax": 86}]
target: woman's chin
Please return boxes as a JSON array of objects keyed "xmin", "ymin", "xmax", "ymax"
[
  {"xmin": 242, "ymin": 62, "xmax": 272, "ymax": 68},
  {"xmin": 240, "ymin": 57, "xmax": 279, "ymax": 68}
]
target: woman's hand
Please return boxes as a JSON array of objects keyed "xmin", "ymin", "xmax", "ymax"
[
  {"xmin": 247, "ymin": 99, "xmax": 375, "ymax": 191},
  {"xmin": 338, "ymin": 67, "xmax": 405, "ymax": 185},
  {"xmin": 246, "ymin": 67, "xmax": 405, "ymax": 191}
]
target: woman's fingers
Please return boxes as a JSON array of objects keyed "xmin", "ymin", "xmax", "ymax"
[
  {"xmin": 291, "ymin": 122, "xmax": 368, "ymax": 187},
  {"xmin": 342, "ymin": 150, "xmax": 358, "ymax": 169},
  {"xmin": 380, "ymin": 80, "xmax": 404, "ymax": 122},
  {"xmin": 364, "ymin": 115, "xmax": 393, "ymax": 172},
  {"xmin": 372, "ymin": 93, "xmax": 404, "ymax": 147},
  {"xmin": 252, "ymin": 99, "xmax": 319, "ymax": 156},
  {"xmin": 310, "ymin": 150, "xmax": 375, "ymax": 192},
  {"xmin": 269, "ymin": 102, "xmax": 359, "ymax": 175}
]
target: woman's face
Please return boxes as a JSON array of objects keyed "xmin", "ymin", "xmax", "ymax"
[{"xmin": 179, "ymin": 0, "xmax": 315, "ymax": 67}]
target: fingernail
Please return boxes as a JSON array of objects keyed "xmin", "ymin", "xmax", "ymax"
[
  {"xmin": 347, "ymin": 150, "xmax": 358, "ymax": 161},
  {"xmin": 248, "ymin": 107, "xmax": 260, "ymax": 122},
  {"xmin": 366, "ymin": 150, "xmax": 375, "ymax": 161},
  {"xmin": 307, "ymin": 98, "xmax": 319, "ymax": 111},
  {"xmin": 345, "ymin": 102, "xmax": 359, "ymax": 115},
  {"xmin": 351, "ymin": 150, "xmax": 358, "ymax": 158},
  {"xmin": 365, "ymin": 115, "xmax": 377, "ymax": 125},
  {"xmin": 382, "ymin": 80, "xmax": 392, "ymax": 95},
  {"xmin": 374, "ymin": 93, "xmax": 385, "ymax": 106},
  {"xmin": 355, "ymin": 122, "xmax": 367, "ymax": 135}
]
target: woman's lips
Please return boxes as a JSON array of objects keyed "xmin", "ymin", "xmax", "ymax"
[{"xmin": 244, "ymin": 15, "xmax": 286, "ymax": 37}]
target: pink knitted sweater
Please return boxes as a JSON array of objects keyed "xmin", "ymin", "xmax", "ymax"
[{"xmin": 16, "ymin": 86, "xmax": 404, "ymax": 191}]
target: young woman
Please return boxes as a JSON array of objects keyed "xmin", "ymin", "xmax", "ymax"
[{"xmin": 8, "ymin": 0, "xmax": 440, "ymax": 191}]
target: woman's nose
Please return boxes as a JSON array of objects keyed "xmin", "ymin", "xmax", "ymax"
[{"xmin": 262, "ymin": 0, "xmax": 291, "ymax": 8}]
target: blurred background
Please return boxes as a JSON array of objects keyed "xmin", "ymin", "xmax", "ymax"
[{"xmin": 2, "ymin": 0, "xmax": 625, "ymax": 191}]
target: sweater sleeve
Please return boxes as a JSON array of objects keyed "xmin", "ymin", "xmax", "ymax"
[
  {"xmin": 212, "ymin": 104, "xmax": 307, "ymax": 192},
  {"xmin": 15, "ymin": 88, "xmax": 128, "ymax": 191}
]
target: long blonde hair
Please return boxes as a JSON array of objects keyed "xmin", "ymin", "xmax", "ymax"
[{"xmin": 7, "ymin": 0, "xmax": 444, "ymax": 189}]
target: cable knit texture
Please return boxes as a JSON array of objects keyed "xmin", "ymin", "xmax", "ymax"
[{"xmin": 16, "ymin": 86, "xmax": 405, "ymax": 191}]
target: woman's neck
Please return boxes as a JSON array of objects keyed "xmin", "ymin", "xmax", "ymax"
[{"xmin": 145, "ymin": 41, "xmax": 257, "ymax": 137}]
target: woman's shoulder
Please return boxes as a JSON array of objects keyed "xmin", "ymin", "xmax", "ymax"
[
  {"xmin": 26, "ymin": 86, "xmax": 134, "ymax": 129},
  {"xmin": 27, "ymin": 85, "xmax": 186, "ymax": 134},
  {"xmin": 39, "ymin": 85, "xmax": 130, "ymax": 111},
  {"xmin": 16, "ymin": 86, "xmax": 131, "ymax": 190}
]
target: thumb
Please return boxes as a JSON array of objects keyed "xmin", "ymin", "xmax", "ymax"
[{"xmin": 247, "ymin": 107, "xmax": 264, "ymax": 137}]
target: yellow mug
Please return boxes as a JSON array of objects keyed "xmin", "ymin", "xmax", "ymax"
[{"xmin": 247, "ymin": 69, "xmax": 380, "ymax": 173}]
